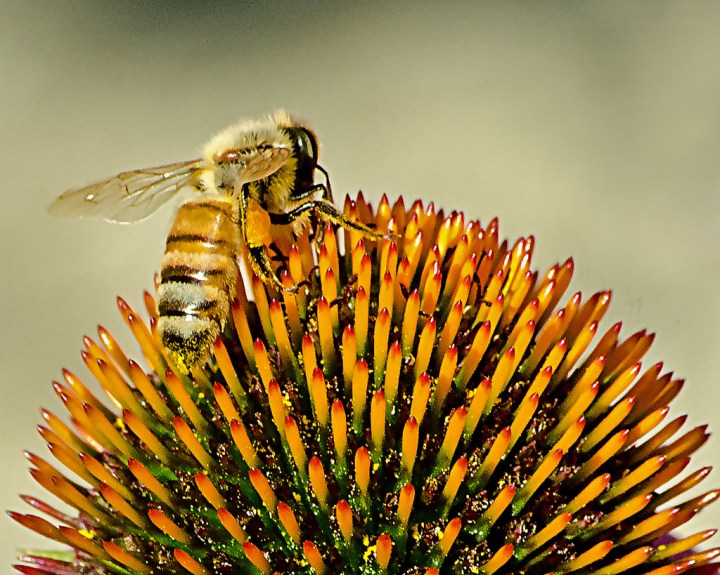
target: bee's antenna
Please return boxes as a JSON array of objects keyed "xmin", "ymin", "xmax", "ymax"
[{"xmin": 316, "ymin": 163, "xmax": 333, "ymax": 201}]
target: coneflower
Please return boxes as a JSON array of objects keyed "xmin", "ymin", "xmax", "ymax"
[{"xmin": 10, "ymin": 193, "xmax": 719, "ymax": 575}]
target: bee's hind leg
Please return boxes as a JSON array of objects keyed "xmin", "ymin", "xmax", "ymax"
[{"xmin": 247, "ymin": 245, "xmax": 294, "ymax": 292}]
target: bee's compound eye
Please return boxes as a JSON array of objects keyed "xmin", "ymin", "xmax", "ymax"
[
  {"xmin": 300, "ymin": 128, "xmax": 319, "ymax": 160},
  {"xmin": 286, "ymin": 127, "xmax": 319, "ymax": 161}
]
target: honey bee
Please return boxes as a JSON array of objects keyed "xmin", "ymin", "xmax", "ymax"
[{"xmin": 50, "ymin": 111, "xmax": 385, "ymax": 372}]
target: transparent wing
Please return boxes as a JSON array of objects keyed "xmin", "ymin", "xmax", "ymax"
[
  {"xmin": 48, "ymin": 159, "xmax": 204, "ymax": 223},
  {"xmin": 234, "ymin": 146, "xmax": 292, "ymax": 186}
]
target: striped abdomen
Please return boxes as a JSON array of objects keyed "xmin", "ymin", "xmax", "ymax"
[{"xmin": 158, "ymin": 197, "xmax": 240, "ymax": 373}]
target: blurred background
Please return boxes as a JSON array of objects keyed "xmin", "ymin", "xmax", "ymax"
[{"xmin": 2, "ymin": 0, "xmax": 720, "ymax": 566}]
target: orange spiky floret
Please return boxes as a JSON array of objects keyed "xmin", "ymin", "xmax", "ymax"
[{"xmin": 10, "ymin": 193, "xmax": 719, "ymax": 574}]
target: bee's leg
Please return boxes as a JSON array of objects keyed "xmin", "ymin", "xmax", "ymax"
[
  {"xmin": 247, "ymin": 245, "xmax": 292, "ymax": 291},
  {"xmin": 314, "ymin": 200, "xmax": 390, "ymax": 239},
  {"xmin": 276, "ymin": 183, "xmax": 328, "ymax": 239},
  {"xmin": 269, "ymin": 199, "xmax": 322, "ymax": 239},
  {"xmin": 315, "ymin": 164, "xmax": 334, "ymax": 201},
  {"xmin": 268, "ymin": 242, "xmax": 288, "ymax": 262},
  {"xmin": 285, "ymin": 183, "xmax": 327, "ymax": 203},
  {"xmin": 269, "ymin": 200, "xmax": 390, "ymax": 240},
  {"xmin": 305, "ymin": 180, "xmax": 333, "ymax": 242}
]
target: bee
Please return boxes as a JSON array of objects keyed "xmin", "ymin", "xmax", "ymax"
[{"xmin": 49, "ymin": 111, "xmax": 385, "ymax": 373}]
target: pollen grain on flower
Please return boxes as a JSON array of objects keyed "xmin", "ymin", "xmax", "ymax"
[{"xmin": 10, "ymin": 193, "xmax": 720, "ymax": 575}]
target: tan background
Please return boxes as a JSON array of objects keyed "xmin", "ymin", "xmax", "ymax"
[{"xmin": 1, "ymin": 1, "xmax": 719, "ymax": 566}]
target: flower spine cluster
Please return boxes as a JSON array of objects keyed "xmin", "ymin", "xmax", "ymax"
[{"xmin": 11, "ymin": 194, "xmax": 719, "ymax": 575}]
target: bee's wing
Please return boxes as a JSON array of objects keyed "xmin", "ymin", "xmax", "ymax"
[
  {"xmin": 235, "ymin": 147, "xmax": 292, "ymax": 186},
  {"xmin": 48, "ymin": 159, "xmax": 204, "ymax": 224}
]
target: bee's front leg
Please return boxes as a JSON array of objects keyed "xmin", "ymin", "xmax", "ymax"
[{"xmin": 269, "ymin": 198, "xmax": 390, "ymax": 240}]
